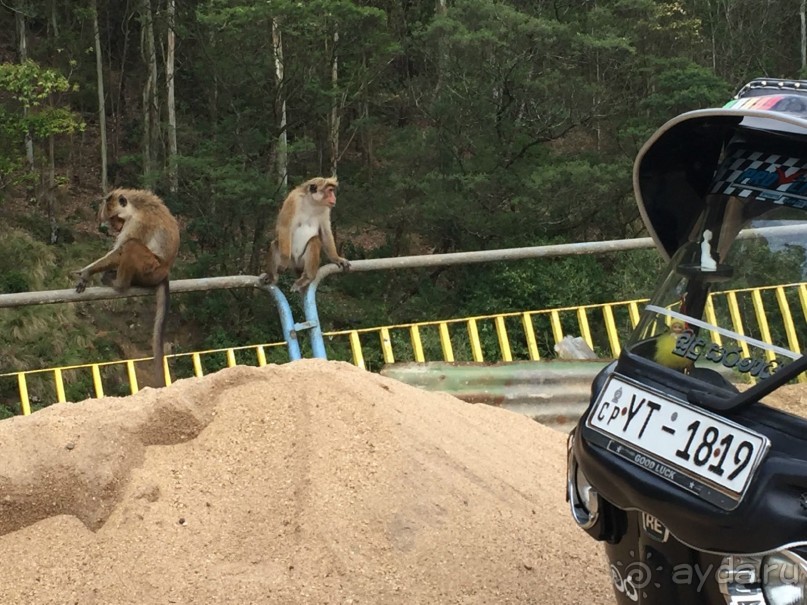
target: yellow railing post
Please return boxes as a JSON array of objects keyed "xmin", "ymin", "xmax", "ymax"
[
  {"xmin": 521, "ymin": 312, "xmax": 540, "ymax": 361},
  {"xmin": 751, "ymin": 289, "xmax": 776, "ymax": 362},
  {"xmin": 126, "ymin": 360, "xmax": 139, "ymax": 394},
  {"xmin": 775, "ymin": 286, "xmax": 805, "ymax": 383},
  {"xmin": 349, "ymin": 331, "xmax": 366, "ymax": 369},
  {"xmin": 602, "ymin": 305, "xmax": 621, "ymax": 358},
  {"xmin": 438, "ymin": 322, "xmax": 454, "ymax": 362},
  {"xmin": 726, "ymin": 291, "xmax": 751, "ymax": 357},
  {"xmin": 91, "ymin": 364, "xmax": 104, "ymax": 398},
  {"xmin": 494, "ymin": 315, "xmax": 512, "ymax": 362},
  {"xmin": 776, "ymin": 286, "xmax": 802, "ymax": 353},
  {"xmin": 410, "ymin": 325, "xmax": 425, "ymax": 362},
  {"xmin": 226, "ymin": 348, "xmax": 237, "ymax": 367},
  {"xmin": 704, "ymin": 297, "xmax": 722, "ymax": 346},
  {"xmin": 53, "ymin": 368, "xmax": 66, "ymax": 403},
  {"xmin": 162, "ymin": 357, "xmax": 173, "ymax": 386},
  {"xmin": 467, "ymin": 318, "xmax": 484, "ymax": 362},
  {"xmin": 549, "ymin": 310, "xmax": 564, "ymax": 350},
  {"xmin": 628, "ymin": 301, "xmax": 641, "ymax": 329},
  {"xmin": 380, "ymin": 327, "xmax": 395, "ymax": 364},
  {"xmin": 17, "ymin": 373, "xmax": 31, "ymax": 415},
  {"xmin": 192, "ymin": 352, "xmax": 204, "ymax": 377},
  {"xmin": 576, "ymin": 307, "xmax": 593, "ymax": 350}
]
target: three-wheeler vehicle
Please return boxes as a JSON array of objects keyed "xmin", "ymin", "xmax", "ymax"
[{"xmin": 568, "ymin": 78, "xmax": 807, "ymax": 604}]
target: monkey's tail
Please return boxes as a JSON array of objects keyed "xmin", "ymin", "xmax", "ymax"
[{"xmin": 153, "ymin": 279, "xmax": 170, "ymax": 388}]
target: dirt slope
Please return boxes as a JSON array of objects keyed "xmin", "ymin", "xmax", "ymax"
[{"xmin": 0, "ymin": 359, "xmax": 612, "ymax": 605}]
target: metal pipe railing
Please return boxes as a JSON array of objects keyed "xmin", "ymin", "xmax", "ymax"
[
  {"xmin": 0, "ymin": 275, "xmax": 259, "ymax": 308},
  {"xmin": 0, "ymin": 276, "xmax": 303, "ymax": 361},
  {"xmin": 312, "ymin": 237, "xmax": 656, "ymax": 285},
  {"xmin": 302, "ymin": 237, "xmax": 658, "ymax": 357}
]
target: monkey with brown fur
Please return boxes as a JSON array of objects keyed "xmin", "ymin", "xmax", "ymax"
[
  {"xmin": 72, "ymin": 188, "xmax": 180, "ymax": 387},
  {"xmin": 262, "ymin": 176, "xmax": 350, "ymax": 292}
]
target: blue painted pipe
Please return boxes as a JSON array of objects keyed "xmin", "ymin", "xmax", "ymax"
[{"xmin": 258, "ymin": 283, "xmax": 301, "ymax": 361}]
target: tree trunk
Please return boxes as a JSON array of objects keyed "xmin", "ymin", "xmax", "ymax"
[
  {"xmin": 46, "ymin": 4, "xmax": 58, "ymax": 243},
  {"xmin": 329, "ymin": 29, "xmax": 340, "ymax": 178},
  {"xmin": 15, "ymin": 2, "xmax": 34, "ymax": 171},
  {"xmin": 272, "ymin": 18, "xmax": 287, "ymax": 189},
  {"xmin": 47, "ymin": 136, "xmax": 58, "ymax": 243},
  {"xmin": 141, "ymin": 0, "xmax": 160, "ymax": 178},
  {"xmin": 435, "ymin": 0, "xmax": 448, "ymax": 93},
  {"xmin": 167, "ymin": 0, "xmax": 178, "ymax": 194},
  {"xmin": 362, "ymin": 91, "xmax": 372, "ymax": 177},
  {"xmin": 93, "ymin": 0, "xmax": 108, "ymax": 191},
  {"xmin": 49, "ymin": 0, "xmax": 59, "ymax": 38},
  {"xmin": 248, "ymin": 18, "xmax": 287, "ymax": 274}
]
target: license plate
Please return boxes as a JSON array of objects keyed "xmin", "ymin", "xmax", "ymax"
[{"xmin": 585, "ymin": 374, "xmax": 769, "ymax": 510}]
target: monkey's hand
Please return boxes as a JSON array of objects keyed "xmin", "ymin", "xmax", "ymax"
[
  {"xmin": 71, "ymin": 270, "xmax": 91, "ymax": 294},
  {"xmin": 335, "ymin": 257, "xmax": 351, "ymax": 272}
]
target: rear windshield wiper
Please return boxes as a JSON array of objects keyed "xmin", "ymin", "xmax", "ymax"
[{"xmin": 688, "ymin": 353, "xmax": 807, "ymax": 412}]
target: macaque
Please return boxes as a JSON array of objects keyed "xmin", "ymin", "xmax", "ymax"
[
  {"xmin": 72, "ymin": 188, "xmax": 180, "ymax": 387},
  {"xmin": 262, "ymin": 176, "xmax": 350, "ymax": 292}
]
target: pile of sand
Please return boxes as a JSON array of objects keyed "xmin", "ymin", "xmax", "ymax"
[{"xmin": 0, "ymin": 359, "xmax": 613, "ymax": 604}]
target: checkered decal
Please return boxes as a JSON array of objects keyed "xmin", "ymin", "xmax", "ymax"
[{"xmin": 709, "ymin": 148, "xmax": 807, "ymax": 209}]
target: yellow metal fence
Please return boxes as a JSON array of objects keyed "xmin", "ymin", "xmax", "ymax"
[{"xmin": 3, "ymin": 281, "xmax": 806, "ymax": 416}]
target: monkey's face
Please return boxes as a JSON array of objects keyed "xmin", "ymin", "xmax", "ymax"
[
  {"xmin": 308, "ymin": 178, "xmax": 338, "ymax": 208},
  {"xmin": 98, "ymin": 190, "xmax": 135, "ymax": 232},
  {"xmin": 107, "ymin": 216, "xmax": 125, "ymax": 234}
]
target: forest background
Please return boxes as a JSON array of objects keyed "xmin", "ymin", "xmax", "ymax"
[{"xmin": 0, "ymin": 0, "xmax": 804, "ymax": 406}]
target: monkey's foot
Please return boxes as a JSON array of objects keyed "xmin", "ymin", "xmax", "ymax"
[
  {"xmin": 258, "ymin": 273, "xmax": 278, "ymax": 286},
  {"xmin": 291, "ymin": 277, "xmax": 311, "ymax": 293},
  {"xmin": 101, "ymin": 269, "xmax": 118, "ymax": 287},
  {"xmin": 337, "ymin": 258, "xmax": 351, "ymax": 272}
]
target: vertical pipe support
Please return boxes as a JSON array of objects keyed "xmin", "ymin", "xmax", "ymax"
[
  {"xmin": 258, "ymin": 282, "xmax": 303, "ymax": 361},
  {"xmin": 301, "ymin": 283, "xmax": 327, "ymax": 359}
]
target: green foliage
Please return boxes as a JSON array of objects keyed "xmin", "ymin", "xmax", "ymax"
[
  {"xmin": 0, "ymin": 229, "xmax": 119, "ymax": 413},
  {"xmin": 0, "ymin": 60, "xmax": 84, "ymax": 192}
]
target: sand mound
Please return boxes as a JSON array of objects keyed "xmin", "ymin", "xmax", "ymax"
[
  {"xmin": 4, "ymin": 358, "xmax": 802, "ymax": 605},
  {"xmin": 760, "ymin": 382, "xmax": 807, "ymax": 416},
  {"xmin": 0, "ymin": 359, "xmax": 612, "ymax": 604}
]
